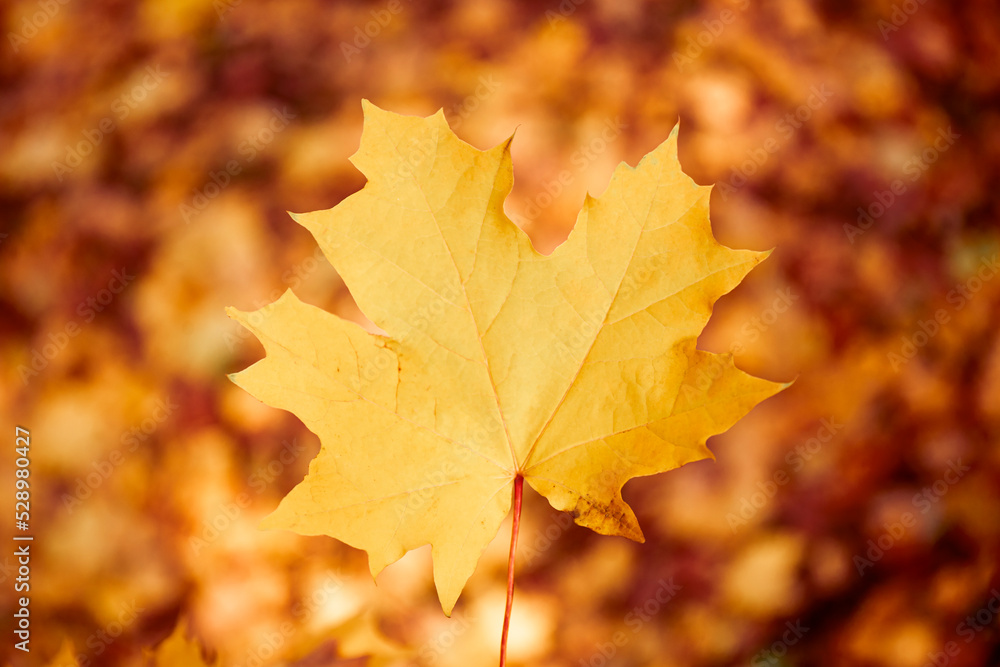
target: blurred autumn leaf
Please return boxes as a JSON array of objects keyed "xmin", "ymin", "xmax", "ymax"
[
  {"xmin": 43, "ymin": 640, "xmax": 79, "ymax": 667},
  {"xmin": 144, "ymin": 620, "xmax": 216, "ymax": 667}
]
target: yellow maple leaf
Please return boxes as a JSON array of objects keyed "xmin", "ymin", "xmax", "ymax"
[{"xmin": 228, "ymin": 101, "xmax": 787, "ymax": 615}]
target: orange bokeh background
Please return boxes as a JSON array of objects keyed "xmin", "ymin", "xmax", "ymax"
[{"xmin": 1, "ymin": 1, "xmax": 999, "ymax": 666}]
